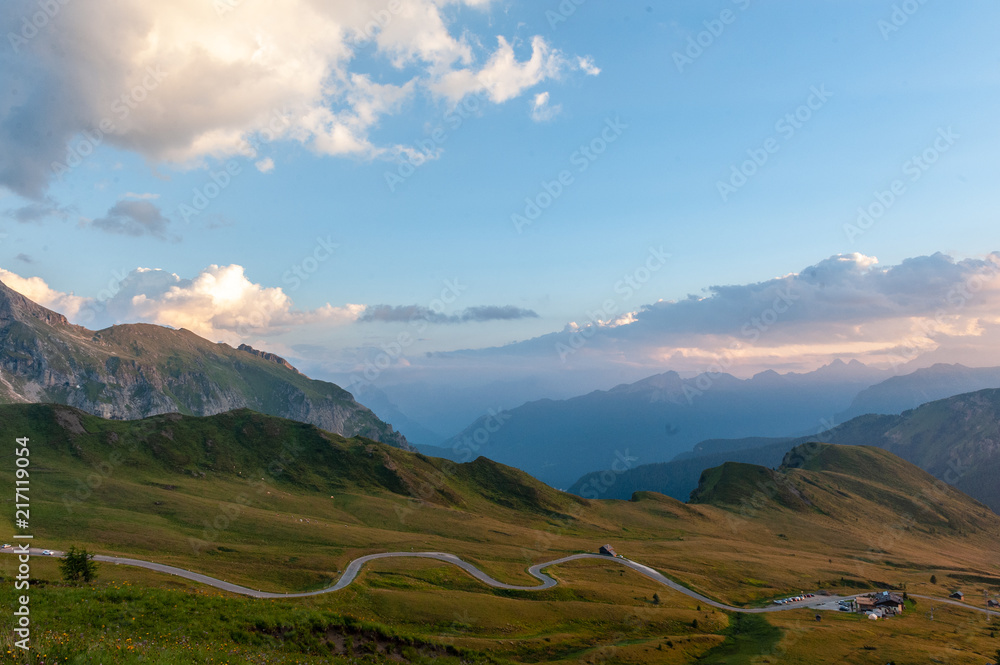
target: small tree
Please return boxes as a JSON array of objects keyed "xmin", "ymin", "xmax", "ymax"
[
  {"xmin": 930, "ymin": 574, "xmax": 937, "ymax": 584},
  {"xmin": 59, "ymin": 546, "xmax": 98, "ymax": 583},
  {"xmin": 653, "ymin": 593, "xmax": 661, "ymax": 605}
]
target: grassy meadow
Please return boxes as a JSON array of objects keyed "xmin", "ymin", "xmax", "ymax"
[{"xmin": 0, "ymin": 405, "xmax": 998, "ymax": 662}]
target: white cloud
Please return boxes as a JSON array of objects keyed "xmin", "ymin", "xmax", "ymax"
[
  {"xmin": 432, "ymin": 252, "xmax": 1000, "ymax": 376},
  {"xmin": 530, "ymin": 91, "xmax": 562, "ymax": 122},
  {"xmin": 0, "ymin": 264, "xmax": 364, "ymax": 345},
  {"xmin": 255, "ymin": 157, "xmax": 275, "ymax": 173},
  {"xmin": 0, "ymin": 0, "xmax": 587, "ymax": 197},
  {"xmin": 577, "ymin": 56, "xmax": 601, "ymax": 76},
  {"xmin": 432, "ymin": 36, "xmax": 566, "ymax": 104},
  {"xmin": 0, "ymin": 268, "xmax": 93, "ymax": 319}
]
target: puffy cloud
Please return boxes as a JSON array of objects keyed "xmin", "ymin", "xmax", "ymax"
[
  {"xmin": 0, "ymin": 267, "xmax": 92, "ymax": 319},
  {"xmin": 0, "ymin": 0, "xmax": 586, "ymax": 197},
  {"xmin": 0, "ymin": 264, "xmax": 363, "ymax": 345},
  {"xmin": 112, "ymin": 265, "xmax": 364, "ymax": 343},
  {"xmin": 359, "ymin": 304, "xmax": 538, "ymax": 324},
  {"xmin": 89, "ymin": 200, "xmax": 171, "ymax": 238},
  {"xmin": 254, "ymin": 157, "xmax": 275, "ymax": 173}
]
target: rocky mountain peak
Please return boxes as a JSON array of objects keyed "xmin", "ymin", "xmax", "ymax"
[{"xmin": 0, "ymin": 279, "xmax": 70, "ymax": 327}]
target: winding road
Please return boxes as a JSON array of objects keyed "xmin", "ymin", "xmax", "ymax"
[{"xmin": 5, "ymin": 547, "xmax": 996, "ymax": 616}]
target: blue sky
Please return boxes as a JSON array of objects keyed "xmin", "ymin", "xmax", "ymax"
[{"xmin": 2, "ymin": 0, "xmax": 1000, "ymax": 430}]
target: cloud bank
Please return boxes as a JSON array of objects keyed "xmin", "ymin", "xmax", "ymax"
[
  {"xmin": 1, "ymin": 0, "xmax": 596, "ymax": 197},
  {"xmin": 5, "ymin": 252, "xmax": 1000, "ymax": 381},
  {"xmin": 427, "ymin": 252, "xmax": 1000, "ymax": 375}
]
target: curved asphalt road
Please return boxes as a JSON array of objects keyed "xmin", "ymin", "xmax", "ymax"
[{"xmin": 6, "ymin": 547, "xmax": 996, "ymax": 616}]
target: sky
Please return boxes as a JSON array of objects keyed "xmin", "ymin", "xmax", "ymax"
[{"xmin": 2, "ymin": 0, "xmax": 1000, "ymax": 433}]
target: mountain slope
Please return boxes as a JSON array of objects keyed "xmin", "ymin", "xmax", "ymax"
[
  {"xmin": 5, "ymin": 404, "xmax": 998, "ymax": 606},
  {"xmin": 575, "ymin": 388, "xmax": 1000, "ymax": 513},
  {"xmin": 691, "ymin": 442, "xmax": 998, "ymax": 535},
  {"xmin": 569, "ymin": 439, "xmax": 795, "ymax": 501},
  {"xmin": 443, "ymin": 360, "xmax": 886, "ymax": 488},
  {"xmin": 0, "ymin": 403, "xmax": 574, "ymax": 516},
  {"xmin": 837, "ymin": 363, "xmax": 1000, "ymax": 421},
  {"xmin": 0, "ymin": 279, "xmax": 410, "ymax": 448}
]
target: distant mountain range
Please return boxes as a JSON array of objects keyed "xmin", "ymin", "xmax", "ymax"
[
  {"xmin": 0, "ymin": 279, "xmax": 410, "ymax": 449},
  {"xmin": 836, "ymin": 363, "xmax": 1000, "ymax": 421},
  {"xmin": 573, "ymin": 388, "xmax": 1000, "ymax": 513},
  {"xmin": 434, "ymin": 359, "xmax": 889, "ymax": 488}
]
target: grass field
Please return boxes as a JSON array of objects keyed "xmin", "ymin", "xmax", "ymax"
[
  {"xmin": 1, "ymin": 406, "xmax": 999, "ymax": 663},
  {"xmin": 2, "ymin": 557, "xmax": 998, "ymax": 664}
]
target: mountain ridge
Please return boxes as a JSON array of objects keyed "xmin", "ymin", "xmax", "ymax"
[
  {"xmin": 572, "ymin": 388, "xmax": 1000, "ymax": 513},
  {"xmin": 0, "ymin": 279, "xmax": 411, "ymax": 449},
  {"xmin": 439, "ymin": 359, "xmax": 889, "ymax": 487}
]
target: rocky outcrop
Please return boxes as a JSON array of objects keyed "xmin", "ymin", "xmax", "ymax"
[
  {"xmin": 237, "ymin": 344, "xmax": 300, "ymax": 374},
  {"xmin": 0, "ymin": 280, "xmax": 411, "ymax": 450}
]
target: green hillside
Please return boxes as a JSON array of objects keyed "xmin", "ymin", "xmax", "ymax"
[
  {"xmin": 692, "ymin": 442, "xmax": 998, "ymax": 537},
  {"xmin": 689, "ymin": 462, "xmax": 812, "ymax": 511},
  {"xmin": 1, "ymin": 403, "xmax": 577, "ymax": 520},
  {"xmin": 2, "ymin": 408, "xmax": 999, "ymax": 663},
  {"xmin": 573, "ymin": 388, "xmax": 1000, "ymax": 513}
]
